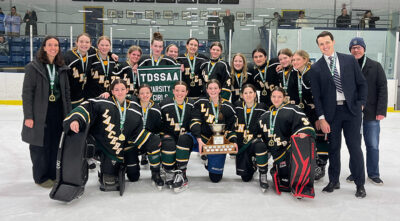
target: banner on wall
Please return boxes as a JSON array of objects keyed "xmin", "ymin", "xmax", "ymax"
[{"xmin": 137, "ymin": 65, "xmax": 182, "ymax": 102}]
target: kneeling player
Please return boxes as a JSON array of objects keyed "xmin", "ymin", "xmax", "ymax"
[
  {"xmin": 66, "ymin": 79, "xmax": 164, "ymax": 191},
  {"xmin": 159, "ymin": 81, "xmax": 198, "ymax": 192},
  {"xmin": 257, "ymin": 87, "xmax": 316, "ymax": 198},
  {"xmin": 193, "ymin": 79, "xmax": 238, "ymax": 183},
  {"xmin": 234, "ymin": 84, "xmax": 269, "ymax": 191}
]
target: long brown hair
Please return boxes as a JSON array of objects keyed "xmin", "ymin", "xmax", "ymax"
[
  {"xmin": 230, "ymin": 53, "xmax": 248, "ymax": 87},
  {"xmin": 37, "ymin": 36, "xmax": 65, "ymax": 66}
]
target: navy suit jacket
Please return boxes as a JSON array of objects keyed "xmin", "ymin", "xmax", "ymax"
[{"xmin": 309, "ymin": 52, "xmax": 368, "ymax": 123}]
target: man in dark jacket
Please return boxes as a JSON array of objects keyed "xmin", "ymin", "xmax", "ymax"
[
  {"xmin": 348, "ymin": 37, "xmax": 388, "ymax": 185},
  {"xmin": 336, "ymin": 8, "xmax": 351, "ymax": 28},
  {"xmin": 222, "ymin": 9, "xmax": 234, "ymax": 59}
]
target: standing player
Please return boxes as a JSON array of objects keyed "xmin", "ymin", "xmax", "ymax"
[
  {"xmin": 230, "ymin": 53, "xmax": 253, "ymax": 103},
  {"xmin": 85, "ymin": 36, "xmax": 117, "ymax": 99},
  {"xmin": 177, "ymin": 38, "xmax": 208, "ymax": 99},
  {"xmin": 64, "ymin": 33, "xmax": 95, "ymax": 108},
  {"xmin": 292, "ymin": 49, "xmax": 329, "ymax": 180},
  {"xmin": 200, "ymin": 42, "xmax": 231, "ymax": 101},
  {"xmin": 248, "ymin": 48, "xmax": 280, "ymax": 107},
  {"xmin": 139, "ymin": 32, "xmax": 178, "ymax": 67},
  {"xmin": 113, "ymin": 45, "xmax": 142, "ymax": 96},
  {"xmin": 165, "ymin": 43, "xmax": 179, "ymax": 61},
  {"xmin": 234, "ymin": 84, "xmax": 268, "ymax": 191}
]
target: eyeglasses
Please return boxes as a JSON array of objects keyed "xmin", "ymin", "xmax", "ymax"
[{"xmin": 351, "ymin": 46, "xmax": 364, "ymax": 51}]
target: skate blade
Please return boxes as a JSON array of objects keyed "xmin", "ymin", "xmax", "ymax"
[
  {"xmin": 261, "ymin": 187, "xmax": 268, "ymax": 193},
  {"xmin": 152, "ymin": 181, "xmax": 163, "ymax": 191},
  {"xmin": 174, "ymin": 184, "xmax": 188, "ymax": 193}
]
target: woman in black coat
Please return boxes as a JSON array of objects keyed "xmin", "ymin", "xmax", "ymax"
[{"xmin": 22, "ymin": 36, "xmax": 71, "ymax": 188}]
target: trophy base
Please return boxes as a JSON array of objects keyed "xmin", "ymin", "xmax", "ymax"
[{"xmin": 200, "ymin": 137, "xmax": 238, "ymax": 155}]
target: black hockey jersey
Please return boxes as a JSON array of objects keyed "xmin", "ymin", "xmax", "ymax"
[
  {"xmin": 63, "ymin": 97, "xmax": 151, "ymax": 162},
  {"xmin": 138, "ymin": 55, "xmax": 178, "ymax": 67},
  {"xmin": 199, "ymin": 58, "xmax": 231, "ymax": 101},
  {"xmin": 230, "ymin": 71, "xmax": 254, "ymax": 104},
  {"xmin": 177, "ymin": 53, "xmax": 208, "ymax": 98},
  {"xmin": 159, "ymin": 97, "xmax": 197, "ymax": 140},
  {"xmin": 234, "ymin": 101, "xmax": 267, "ymax": 145},
  {"xmin": 64, "ymin": 47, "xmax": 97, "ymax": 105},
  {"xmin": 248, "ymin": 59, "xmax": 280, "ymax": 107},
  {"xmin": 130, "ymin": 97, "xmax": 162, "ymax": 134},
  {"xmin": 112, "ymin": 61, "xmax": 139, "ymax": 95},
  {"xmin": 192, "ymin": 97, "xmax": 237, "ymax": 143},
  {"xmin": 257, "ymin": 103, "xmax": 315, "ymax": 162},
  {"xmin": 277, "ymin": 65, "xmax": 316, "ymax": 123},
  {"xmin": 84, "ymin": 53, "xmax": 117, "ymax": 99}
]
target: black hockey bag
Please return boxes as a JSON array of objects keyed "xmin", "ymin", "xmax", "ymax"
[
  {"xmin": 50, "ymin": 126, "xmax": 92, "ymax": 202},
  {"xmin": 290, "ymin": 134, "xmax": 316, "ymax": 199}
]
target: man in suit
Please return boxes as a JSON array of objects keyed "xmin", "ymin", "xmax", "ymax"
[
  {"xmin": 309, "ymin": 31, "xmax": 368, "ymax": 198},
  {"xmin": 347, "ymin": 37, "xmax": 387, "ymax": 185}
]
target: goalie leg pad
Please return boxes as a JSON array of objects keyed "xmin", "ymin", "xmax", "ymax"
[{"xmin": 50, "ymin": 129, "xmax": 90, "ymax": 202}]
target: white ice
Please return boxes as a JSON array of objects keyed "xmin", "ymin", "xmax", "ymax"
[{"xmin": 1, "ymin": 105, "xmax": 399, "ymax": 221}]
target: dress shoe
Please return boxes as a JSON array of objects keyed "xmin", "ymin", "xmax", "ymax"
[
  {"xmin": 355, "ymin": 185, "xmax": 366, "ymax": 198},
  {"xmin": 346, "ymin": 174, "xmax": 355, "ymax": 183},
  {"xmin": 322, "ymin": 182, "xmax": 340, "ymax": 192}
]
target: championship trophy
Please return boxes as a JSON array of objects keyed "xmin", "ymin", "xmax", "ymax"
[{"xmin": 200, "ymin": 123, "xmax": 238, "ymax": 155}]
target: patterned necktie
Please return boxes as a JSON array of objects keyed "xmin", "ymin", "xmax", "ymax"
[{"xmin": 329, "ymin": 56, "xmax": 343, "ymax": 93}]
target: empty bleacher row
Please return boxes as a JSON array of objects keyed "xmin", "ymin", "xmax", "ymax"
[{"xmin": 0, "ymin": 37, "xmax": 211, "ymax": 67}]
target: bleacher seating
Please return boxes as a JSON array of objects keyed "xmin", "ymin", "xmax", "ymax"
[
  {"xmin": 123, "ymin": 39, "xmax": 137, "ymax": 48},
  {"xmin": 0, "ymin": 38, "xmax": 211, "ymax": 67}
]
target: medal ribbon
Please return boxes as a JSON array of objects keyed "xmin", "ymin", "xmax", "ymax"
[
  {"xmin": 187, "ymin": 55, "xmax": 196, "ymax": 79},
  {"xmin": 211, "ymin": 101, "xmax": 219, "ymax": 124},
  {"xmin": 282, "ymin": 68, "xmax": 291, "ymax": 92},
  {"xmin": 98, "ymin": 53, "xmax": 110, "ymax": 77},
  {"xmin": 207, "ymin": 59, "xmax": 220, "ymax": 77},
  {"xmin": 258, "ymin": 60, "xmax": 269, "ymax": 83},
  {"xmin": 174, "ymin": 100, "xmax": 187, "ymax": 127},
  {"xmin": 235, "ymin": 72, "xmax": 244, "ymax": 90},
  {"xmin": 243, "ymin": 102, "xmax": 255, "ymax": 131},
  {"xmin": 76, "ymin": 50, "xmax": 89, "ymax": 73},
  {"xmin": 269, "ymin": 104, "xmax": 284, "ymax": 136},
  {"xmin": 46, "ymin": 64, "xmax": 56, "ymax": 92},
  {"xmin": 151, "ymin": 55, "xmax": 163, "ymax": 66},
  {"xmin": 116, "ymin": 99, "xmax": 127, "ymax": 131},
  {"xmin": 127, "ymin": 60, "xmax": 137, "ymax": 85},
  {"xmin": 141, "ymin": 102, "xmax": 150, "ymax": 129}
]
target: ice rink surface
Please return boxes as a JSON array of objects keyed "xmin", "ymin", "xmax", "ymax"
[{"xmin": 0, "ymin": 105, "xmax": 399, "ymax": 221}]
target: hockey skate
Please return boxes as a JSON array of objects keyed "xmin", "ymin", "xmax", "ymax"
[
  {"xmin": 259, "ymin": 172, "xmax": 269, "ymax": 193},
  {"xmin": 99, "ymin": 173, "xmax": 119, "ymax": 192},
  {"xmin": 140, "ymin": 153, "xmax": 149, "ymax": 166},
  {"xmin": 151, "ymin": 170, "xmax": 164, "ymax": 190},
  {"xmin": 172, "ymin": 170, "xmax": 188, "ymax": 193},
  {"xmin": 164, "ymin": 169, "xmax": 176, "ymax": 189},
  {"xmin": 314, "ymin": 158, "xmax": 326, "ymax": 181}
]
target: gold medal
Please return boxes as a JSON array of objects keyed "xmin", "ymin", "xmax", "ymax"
[
  {"xmin": 243, "ymin": 130, "xmax": 248, "ymax": 144},
  {"xmin": 299, "ymin": 103, "xmax": 304, "ymax": 108},
  {"xmin": 262, "ymin": 89, "xmax": 267, "ymax": 96},
  {"xmin": 268, "ymin": 139, "xmax": 274, "ymax": 146},
  {"xmin": 204, "ymin": 74, "xmax": 209, "ymax": 82},
  {"xmin": 119, "ymin": 134, "xmax": 125, "ymax": 141},
  {"xmin": 49, "ymin": 94, "xmax": 56, "ymax": 102},
  {"xmin": 190, "ymin": 80, "xmax": 195, "ymax": 87}
]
